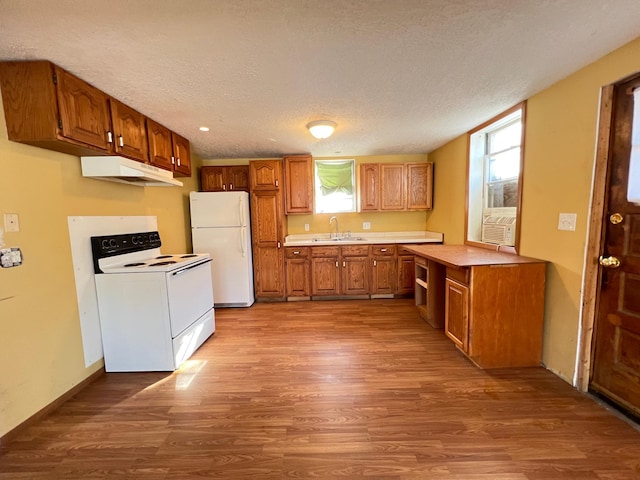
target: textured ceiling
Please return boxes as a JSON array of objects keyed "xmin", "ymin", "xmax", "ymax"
[{"xmin": 1, "ymin": 0, "xmax": 640, "ymax": 160}]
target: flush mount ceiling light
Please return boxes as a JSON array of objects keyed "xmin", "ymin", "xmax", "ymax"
[
  {"xmin": 199, "ymin": 126, "xmax": 210, "ymax": 132},
  {"xmin": 306, "ymin": 120, "xmax": 337, "ymax": 139}
]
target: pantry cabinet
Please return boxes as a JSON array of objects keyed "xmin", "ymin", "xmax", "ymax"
[
  {"xmin": 250, "ymin": 160, "xmax": 287, "ymax": 300},
  {"xmin": 201, "ymin": 165, "xmax": 249, "ymax": 192},
  {"xmin": 284, "ymin": 155, "xmax": 314, "ymax": 214},
  {"xmin": 358, "ymin": 162, "xmax": 433, "ymax": 212}
]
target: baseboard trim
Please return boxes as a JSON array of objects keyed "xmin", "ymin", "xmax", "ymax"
[{"xmin": 0, "ymin": 367, "xmax": 105, "ymax": 446}]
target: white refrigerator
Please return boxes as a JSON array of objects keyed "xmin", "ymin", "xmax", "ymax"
[{"xmin": 190, "ymin": 191, "xmax": 254, "ymax": 307}]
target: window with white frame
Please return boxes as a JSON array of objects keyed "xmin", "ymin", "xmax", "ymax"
[
  {"xmin": 314, "ymin": 159, "xmax": 356, "ymax": 214},
  {"xmin": 467, "ymin": 105, "xmax": 524, "ymax": 248}
]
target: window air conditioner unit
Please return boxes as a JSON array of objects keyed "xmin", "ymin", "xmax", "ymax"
[{"xmin": 481, "ymin": 215, "xmax": 516, "ymax": 246}]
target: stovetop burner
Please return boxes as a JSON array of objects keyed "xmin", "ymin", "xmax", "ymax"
[
  {"xmin": 124, "ymin": 262, "xmax": 146, "ymax": 267},
  {"xmin": 181, "ymin": 254, "xmax": 197, "ymax": 258},
  {"xmin": 156, "ymin": 255, "xmax": 173, "ymax": 259},
  {"xmin": 150, "ymin": 261, "xmax": 177, "ymax": 266}
]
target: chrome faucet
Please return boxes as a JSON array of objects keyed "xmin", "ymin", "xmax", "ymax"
[{"xmin": 329, "ymin": 216, "xmax": 339, "ymax": 239}]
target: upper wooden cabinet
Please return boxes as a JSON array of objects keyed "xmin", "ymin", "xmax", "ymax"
[
  {"xmin": 110, "ymin": 98, "xmax": 148, "ymax": 162},
  {"xmin": 358, "ymin": 162, "xmax": 433, "ymax": 212},
  {"xmin": 250, "ymin": 159, "xmax": 282, "ymax": 191},
  {"xmin": 201, "ymin": 165, "xmax": 249, "ymax": 192},
  {"xmin": 0, "ymin": 60, "xmax": 191, "ymax": 175},
  {"xmin": 284, "ymin": 155, "xmax": 313, "ymax": 214}
]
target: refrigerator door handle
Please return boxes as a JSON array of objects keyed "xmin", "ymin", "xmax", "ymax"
[
  {"xmin": 239, "ymin": 196, "xmax": 244, "ymax": 227},
  {"xmin": 241, "ymin": 226, "xmax": 247, "ymax": 257}
]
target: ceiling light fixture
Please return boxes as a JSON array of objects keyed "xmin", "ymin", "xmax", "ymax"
[
  {"xmin": 306, "ymin": 120, "xmax": 337, "ymax": 139},
  {"xmin": 199, "ymin": 126, "xmax": 210, "ymax": 132}
]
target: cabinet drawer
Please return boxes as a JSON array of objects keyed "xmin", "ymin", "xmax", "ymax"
[
  {"xmin": 285, "ymin": 247, "xmax": 310, "ymax": 259},
  {"xmin": 311, "ymin": 246, "xmax": 340, "ymax": 258},
  {"xmin": 371, "ymin": 244, "xmax": 396, "ymax": 256},
  {"xmin": 341, "ymin": 245, "xmax": 370, "ymax": 257},
  {"xmin": 446, "ymin": 266, "xmax": 470, "ymax": 285},
  {"xmin": 398, "ymin": 245, "xmax": 417, "ymax": 256}
]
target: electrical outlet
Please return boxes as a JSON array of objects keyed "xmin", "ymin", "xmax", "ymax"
[
  {"xmin": 558, "ymin": 213, "xmax": 577, "ymax": 231},
  {"xmin": 304, "ymin": 223, "xmax": 310, "ymax": 232},
  {"xmin": 3, "ymin": 213, "xmax": 19, "ymax": 232},
  {"xmin": 363, "ymin": 222, "xmax": 371, "ymax": 230}
]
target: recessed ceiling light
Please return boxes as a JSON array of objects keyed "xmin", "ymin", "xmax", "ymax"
[{"xmin": 199, "ymin": 126, "xmax": 210, "ymax": 132}]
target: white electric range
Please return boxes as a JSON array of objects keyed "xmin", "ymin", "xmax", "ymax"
[{"xmin": 91, "ymin": 231, "xmax": 215, "ymax": 372}]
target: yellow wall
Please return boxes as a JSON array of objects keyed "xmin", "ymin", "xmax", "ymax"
[
  {"xmin": 204, "ymin": 154, "xmax": 432, "ymax": 235},
  {"xmin": 0, "ymin": 100, "xmax": 200, "ymax": 437},
  {"xmin": 426, "ymin": 36, "xmax": 640, "ymax": 382}
]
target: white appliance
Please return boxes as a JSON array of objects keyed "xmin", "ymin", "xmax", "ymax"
[
  {"xmin": 81, "ymin": 156, "xmax": 183, "ymax": 187},
  {"xmin": 481, "ymin": 215, "xmax": 517, "ymax": 246},
  {"xmin": 91, "ymin": 231, "xmax": 215, "ymax": 372},
  {"xmin": 190, "ymin": 191, "xmax": 255, "ymax": 307}
]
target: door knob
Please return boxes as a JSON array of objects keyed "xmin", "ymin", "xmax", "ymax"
[
  {"xmin": 599, "ymin": 256, "xmax": 621, "ymax": 268},
  {"xmin": 609, "ymin": 213, "xmax": 623, "ymax": 224}
]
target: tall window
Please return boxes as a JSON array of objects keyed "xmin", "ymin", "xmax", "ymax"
[
  {"xmin": 467, "ymin": 104, "xmax": 525, "ymax": 248},
  {"xmin": 314, "ymin": 159, "xmax": 356, "ymax": 214}
]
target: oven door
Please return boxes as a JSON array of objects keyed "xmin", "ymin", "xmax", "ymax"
[{"xmin": 166, "ymin": 259, "xmax": 214, "ymax": 337}]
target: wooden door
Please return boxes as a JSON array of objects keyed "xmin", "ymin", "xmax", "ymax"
[
  {"xmin": 251, "ymin": 191, "xmax": 285, "ymax": 298},
  {"xmin": 250, "ymin": 160, "xmax": 281, "ymax": 190},
  {"xmin": 397, "ymin": 254, "xmax": 416, "ymax": 295},
  {"xmin": 591, "ymin": 74, "xmax": 640, "ymax": 416},
  {"xmin": 342, "ymin": 257, "xmax": 369, "ymax": 295},
  {"xmin": 359, "ymin": 163, "xmax": 379, "ymax": 211},
  {"xmin": 286, "ymin": 258, "xmax": 310, "ymax": 297},
  {"xmin": 406, "ymin": 162, "xmax": 433, "ymax": 210},
  {"xmin": 55, "ymin": 66, "xmax": 112, "ymax": 151},
  {"xmin": 311, "ymin": 257, "xmax": 340, "ymax": 296},
  {"xmin": 380, "ymin": 164, "xmax": 406, "ymax": 210},
  {"xmin": 285, "ymin": 155, "xmax": 313, "ymax": 214},
  {"xmin": 146, "ymin": 118, "xmax": 173, "ymax": 170},
  {"xmin": 110, "ymin": 98, "xmax": 148, "ymax": 162},
  {"xmin": 229, "ymin": 166, "xmax": 250, "ymax": 192},
  {"xmin": 371, "ymin": 256, "xmax": 396, "ymax": 294},
  {"xmin": 201, "ymin": 166, "xmax": 226, "ymax": 191},
  {"xmin": 172, "ymin": 133, "xmax": 191, "ymax": 177},
  {"xmin": 445, "ymin": 278, "xmax": 469, "ymax": 352}
]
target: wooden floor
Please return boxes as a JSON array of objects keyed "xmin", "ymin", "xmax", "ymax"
[{"xmin": 2, "ymin": 299, "xmax": 640, "ymax": 479}]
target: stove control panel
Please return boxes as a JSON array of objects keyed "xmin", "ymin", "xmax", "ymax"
[{"xmin": 91, "ymin": 231, "xmax": 162, "ymax": 258}]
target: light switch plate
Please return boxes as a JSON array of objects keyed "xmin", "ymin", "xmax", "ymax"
[
  {"xmin": 363, "ymin": 222, "xmax": 371, "ymax": 230},
  {"xmin": 558, "ymin": 213, "xmax": 577, "ymax": 231},
  {"xmin": 3, "ymin": 213, "xmax": 19, "ymax": 232},
  {"xmin": 304, "ymin": 223, "xmax": 310, "ymax": 232}
]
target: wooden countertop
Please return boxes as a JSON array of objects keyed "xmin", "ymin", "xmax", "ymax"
[{"xmin": 403, "ymin": 244, "xmax": 546, "ymax": 269}]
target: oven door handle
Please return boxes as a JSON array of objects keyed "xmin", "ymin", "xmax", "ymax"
[{"xmin": 171, "ymin": 259, "xmax": 212, "ymax": 276}]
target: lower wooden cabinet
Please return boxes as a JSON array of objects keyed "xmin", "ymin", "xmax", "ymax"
[
  {"xmin": 311, "ymin": 247, "xmax": 341, "ymax": 296},
  {"xmin": 396, "ymin": 247, "xmax": 416, "ymax": 295},
  {"xmin": 341, "ymin": 246, "xmax": 370, "ymax": 295},
  {"xmin": 285, "ymin": 247, "xmax": 310, "ymax": 297},
  {"xmin": 445, "ymin": 276, "xmax": 469, "ymax": 351},
  {"xmin": 371, "ymin": 245, "xmax": 396, "ymax": 295}
]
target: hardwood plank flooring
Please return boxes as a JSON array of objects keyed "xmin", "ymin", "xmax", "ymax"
[{"xmin": 1, "ymin": 299, "xmax": 639, "ymax": 478}]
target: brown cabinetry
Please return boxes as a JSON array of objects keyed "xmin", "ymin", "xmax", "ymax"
[
  {"xmin": 405, "ymin": 245, "xmax": 546, "ymax": 368},
  {"xmin": 358, "ymin": 162, "xmax": 433, "ymax": 212},
  {"xmin": 397, "ymin": 246, "xmax": 417, "ymax": 295},
  {"xmin": 285, "ymin": 247, "xmax": 310, "ymax": 297},
  {"xmin": 371, "ymin": 245, "xmax": 397, "ymax": 295},
  {"xmin": 250, "ymin": 160, "xmax": 281, "ymax": 191},
  {"xmin": 0, "ymin": 60, "xmax": 191, "ymax": 176},
  {"xmin": 201, "ymin": 165, "xmax": 249, "ymax": 192},
  {"xmin": 284, "ymin": 155, "xmax": 313, "ymax": 214},
  {"xmin": 311, "ymin": 247, "xmax": 341, "ymax": 296},
  {"xmin": 341, "ymin": 245, "xmax": 370, "ymax": 295},
  {"xmin": 250, "ymin": 160, "xmax": 286, "ymax": 300}
]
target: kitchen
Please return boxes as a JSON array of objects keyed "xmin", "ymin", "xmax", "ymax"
[{"xmin": 2, "ymin": 1, "xmax": 640, "ymax": 476}]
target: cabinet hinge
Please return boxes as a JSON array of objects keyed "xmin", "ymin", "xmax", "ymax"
[{"xmin": 52, "ymin": 72, "xmax": 57, "ymax": 85}]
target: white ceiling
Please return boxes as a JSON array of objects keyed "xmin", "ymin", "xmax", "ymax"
[{"xmin": 1, "ymin": 1, "xmax": 640, "ymax": 160}]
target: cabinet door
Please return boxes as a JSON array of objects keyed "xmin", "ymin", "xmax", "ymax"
[
  {"xmin": 445, "ymin": 278, "xmax": 469, "ymax": 352},
  {"xmin": 372, "ymin": 256, "xmax": 396, "ymax": 294},
  {"xmin": 380, "ymin": 164, "xmax": 406, "ymax": 210},
  {"xmin": 55, "ymin": 66, "xmax": 112, "ymax": 151},
  {"xmin": 396, "ymin": 255, "xmax": 416, "ymax": 295},
  {"xmin": 201, "ymin": 166, "xmax": 227, "ymax": 191},
  {"xmin": 359, "ymin": 163, "xmax": 379, "ymax": 211},
  {"xmin": 251, "ymin": 190, "xmax": 285, "ymax": 298},
  {"xmin": 110, "ymin": 98, "xmax": 148, "ymax": 162},
  {"xmin": 406, "ymin": 162, "xmax": 433, "ymax": 210},
  {"xmin": 172, "ymin": 132, "xmax": 191, "ymax": 177},
  {"xmin": 311, "ymin": 257, "xmax": 340, "ymax": 296},
  {"xmin": 146, "ymin": 118, "xmax": 174, "ymax": 170},
  {"xmin": 254, "ymin": 246, "xmax": 285, "ymax": 297},
  {"xmin": 285, "ymin": 155, "xmax": 313, "ymax": 214},
  {"xmin": 341, "ymin": 256, "xmax": 370, "ymax": 295},
  {"xmin": 229, "ymin": 166, "xmax": 250, "ymax": 192},
  {"xmin": 250, "ymin": 160, "xmax": 281, "ymax": 190},
  {"xmin": 286, "ymin": 258, "xmax": 310, "ymax": 297}
]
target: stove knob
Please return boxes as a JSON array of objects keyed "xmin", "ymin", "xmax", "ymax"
[
  {"xmin": 137, "ymin": 235, "xmax": 144, "ymax": 244},
  {"xmin": 109, "ymin": 239, "xmax": 117, "ymax": 248},
  {"xmin": 102, "ymin": 239, "xmax": 109, "ymax": 249},
  {"xmin": 131, "ymin": 236, "xmax": 138, "ymax": 245}
]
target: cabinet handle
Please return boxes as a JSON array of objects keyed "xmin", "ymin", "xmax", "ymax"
[
  {"xmin": 335, "ymin": 261, "xmax": 339, "ymax": 268},
  {"xmin": 293, "ymin": 251, "xmax": 300, "ymax": 255},
  {"xmin": 230, "ymin": 184, "xmax": 234, "ymax": 190},
  {"xmin": 171, "ymin": 156, "xmax": 175, "ymax": 165},
  {"xmin": 275, "ymin": 180, "xmax": 279, "ymax": 187},
  {"xmin": 381, "ymin": 248, "xmax": 387, "ymax": 252},
  {"xmin": 223, "ymin": 184, "xmax": 226, "ymax": 191},
  {"xmin": 177, "ymin": 157, "xmax": 181, "ymax": 167},
  {"xmin": 118, "ymin": 135, "xmax": 124, "ymax": 147},
  {"xmin": 277, "ymin": 241, "xmax": 281, "ymax": 249},
  {"xmin": 107, "ymin": 131, "xmax": 113, "ymax": 143},
  {"xmin": 342, "ymin": 261, "xmax": 346, "ymax": 268},
  {"xmin": 374, "ymin": 260, "xmax": 377, "ymax": 267}
]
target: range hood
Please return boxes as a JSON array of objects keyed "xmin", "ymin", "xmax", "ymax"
[{"xmin": 80, "ymin": 156, "xmax": 184, "ymax": 187}]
